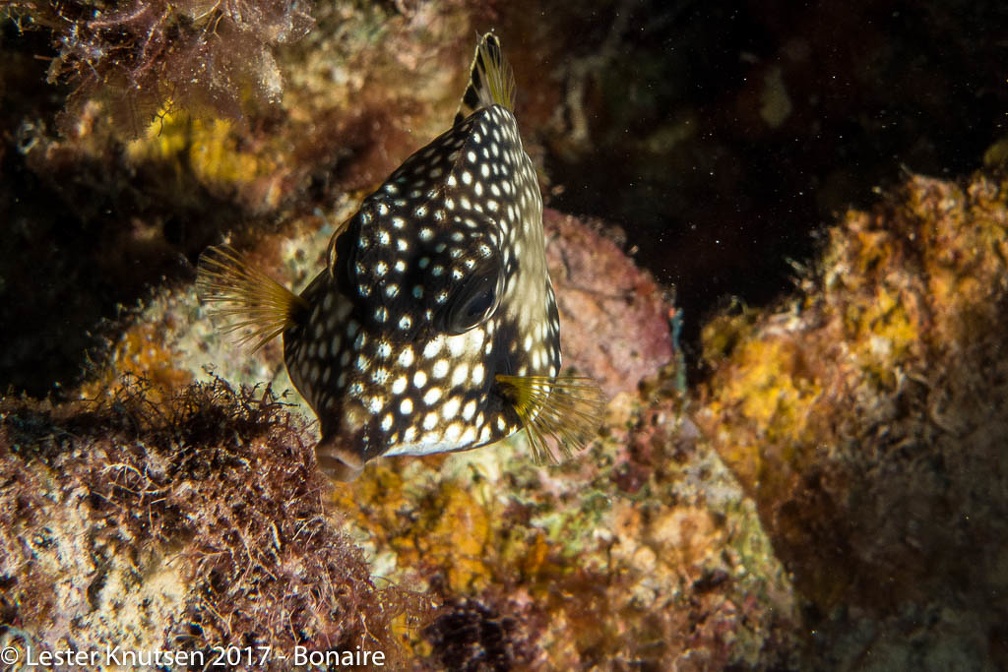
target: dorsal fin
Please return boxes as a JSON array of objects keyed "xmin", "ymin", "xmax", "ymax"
[
  {"xmin": 195, "ymin": 244, "xmax": 308, "ymax": 351},
  {"xmin": 453, "ymin": 32, "xmax": 516, "ymax": 126}
]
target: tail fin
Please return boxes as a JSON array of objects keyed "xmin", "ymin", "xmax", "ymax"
[
  {"xmin": 454, "ymin": 32, "xmax": 517, "ymax": 125},
  {"xmin": 195, "ymin": 244, "xmax": 308, "ymax": 351}
]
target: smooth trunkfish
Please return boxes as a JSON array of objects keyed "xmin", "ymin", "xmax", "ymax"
[{"xmin": 197, "ymin": 33, "xmax": 605, "ymax": 481}]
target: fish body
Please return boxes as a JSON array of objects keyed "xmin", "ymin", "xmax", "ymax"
[{"xmin": 197, "ymin": 34, "xmax": 604, "ymax": 480}]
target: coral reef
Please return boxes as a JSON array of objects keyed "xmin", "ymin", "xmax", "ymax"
[
  {"xmin": 0, "ymin": 162, "xmax": 808, "ymax": 670},
  {"xmin": 0, "ymin": 201, "xmax": 803, "ymax": 669},
  {"xmin": 349, "ymin": 384, "xmax": 799, "ymax": 671},
  {"xmin": 701, "ymin": 174, "xmax": 1008, "ymax": 670},
  {"xmin": 543, "ymin": 209, "xmax": 673, "ymax": 400},
  {"xmin": 12, "ymin": 170, "xmax": 1008, "ymax": 671},
  {"xmin": 2, "ymin": 1, "xmax": 1007, "ymax": 670}
]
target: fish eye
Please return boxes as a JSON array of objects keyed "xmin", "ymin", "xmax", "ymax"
[
  {"xmin": 442, "ymin": 269, "xmax": 500, "ymax": 334},
  {"xmin": 460, "ymin": 284, "xmax": 496, "ymax": 321}
]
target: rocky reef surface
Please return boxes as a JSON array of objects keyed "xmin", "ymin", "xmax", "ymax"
[
  {"xmin": 702, "ymin": 174, "xmax": 1008, "ymax": 671},
  {"xmin": 2, "ymin": 1, "xmax": 1006, "ymax": 670}
]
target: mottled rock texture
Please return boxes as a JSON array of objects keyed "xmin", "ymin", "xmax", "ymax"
[{"xmin": 702, "ymin": 174, "xmax": 1008, "ymax": 671}]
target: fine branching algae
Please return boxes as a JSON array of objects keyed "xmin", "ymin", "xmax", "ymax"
[{"xmin": 5, "ymin": 0, "xmax": 313, "ymax": 136}]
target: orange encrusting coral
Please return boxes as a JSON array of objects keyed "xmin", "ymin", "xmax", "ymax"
[{"xmin": 80, "ymin": 316, "xmax": 193, "ymax": 406}]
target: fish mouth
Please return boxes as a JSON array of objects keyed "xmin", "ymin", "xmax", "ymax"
[{"xmin": 314, "ymin": 437, "xmax": 365, "ymax": 482}]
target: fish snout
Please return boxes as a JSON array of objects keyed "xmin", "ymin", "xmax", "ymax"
[{"xmin": 314, "ymin": 436, "xmax": 365, "ymax": 482}]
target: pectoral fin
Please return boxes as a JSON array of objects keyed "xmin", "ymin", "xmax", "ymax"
[
  {"xmin": 497, "ymin": 373, "xmax": 607, "ymax": 463},
  {"xmin": 196, "ymin": 244, "xmax": 308, "ymax": 351}
]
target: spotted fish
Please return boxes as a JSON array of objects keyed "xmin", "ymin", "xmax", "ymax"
[{"xmin": 196, "ymin": 33, "xmax": 605, "ymax": 481}]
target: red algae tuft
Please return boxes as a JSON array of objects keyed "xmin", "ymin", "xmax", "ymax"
[
  {"xmin": 0, "ymin": 375, "xmax": 432, "ymax": 669},
  {"xmin": 7, "ymin": 0, "xmax": 313, "ymax": 136}
]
